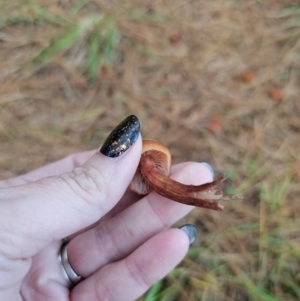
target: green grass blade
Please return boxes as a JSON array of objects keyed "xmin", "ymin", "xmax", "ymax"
[
  {"xmin": 130, "ymin": 10, "xmax": 166, "ymax": 23},
  {"xmin": 104, "ymin": 24, "xmax": 117, "ymax": 64},
  {"xmin": 0, "ymin": 16, "xmax": 31, "ymax": 29},
  {"xmin": 34, "ymin": 27, "xmax": 82, "ymax": 62},
  {"xmin": 88, "ymin": 33, "xmax": 100, "ymax": 83},
  {"xmin": 243, "ymin": 281, "xmax": 282, "ymax": 301},
  {"xmin": 280, "ymin": 5, "xmax": 300, "ymax": 17},
  {"xmin": 71, "ymin": 0, "xmax": 91, "ymax": 14},
  {"xmin": 31, "ymin": 5, "xmax": 65, "ymax": 25},
  {"xmin": 154, "ymin": 283, "xmax": 181, "ymax": 300},
  {"xmin": 144, "ymin": 280, "xmax": 163, "ymax": 301},
  {"xmin": 282, "ymin": 277, "xmax": 300, "ymax": 299}
]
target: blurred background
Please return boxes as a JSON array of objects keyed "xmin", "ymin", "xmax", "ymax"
[{"xmin": 1, "ymin": 1, "xmax": 299, "ymax": 300}]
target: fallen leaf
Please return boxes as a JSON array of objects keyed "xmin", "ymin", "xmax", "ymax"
[
  {"xmin": 269, "ymin": 88, "xmax": 283, "ymax": 101},
  {"xmin": 208, "ymin": 118, "xmax": 222, "ymax": 133},
  {"xmin": 241, "ymin": 71, "xmax": 255, "ymax": 82},
  {"xmin": 170, "ymin": 31, "xmax": 181, "ymax": 44}
]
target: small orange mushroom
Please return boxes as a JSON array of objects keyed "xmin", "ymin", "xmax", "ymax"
[{"xmin": 130, "ymin": 140, "xmax": 242, "ymax": 211}]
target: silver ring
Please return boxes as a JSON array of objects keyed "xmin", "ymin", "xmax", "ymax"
[{"xmin": 59, "ymin": 241, "xmax": 83, "ymax": 287}]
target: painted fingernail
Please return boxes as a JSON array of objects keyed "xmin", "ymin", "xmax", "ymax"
[
  {"xmin": 179, "ymin": 224, "xmax": 198, "ymax": 245},
  {"xmin": 200, "ymin": 162, "xmax": 214, "ymax": 177},
  {"xmin": 100, "ymin": 115, "xmax": 140, "ymax": 158}
]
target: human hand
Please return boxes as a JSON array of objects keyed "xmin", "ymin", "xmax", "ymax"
[{"xmin": 0, "ymin": 115, "xmax": 213, "ymax": 301}]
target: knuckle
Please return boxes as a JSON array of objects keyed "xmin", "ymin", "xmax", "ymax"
[
  {"xmin": 94, "ymin": 273, "xmax": 115, "ymax": 301},
  {"xmin": 125, "ymin": 256, "xmax": 151, "ymax": 288},
  {"xmin": 94, "ymin": 223, "xmax": 125, "ymax": 264},
  {"xmin": 59, "ymin": 165, "xmax": 108, "ymax": 206},
  {"xmin": 95, "ymin": 223, "xmax": 114, "ymax": 257},
  {"xmin": 146, "ymin": 195, "xmax": 169, "ymax": 229}
]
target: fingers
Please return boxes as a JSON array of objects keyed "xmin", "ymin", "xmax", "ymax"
[
  {"xmin": 71, "ymin": 228, "xmax": 190, "ymax": 301},
  {"xmin": 99, "ymin": 161, "xmax": 214, "ymax": 221},
  {"xmin": 67, "ymin": 162, "xmax": 213, "ymax": 277},
  {"xmin": 0, "ymin": 117, "xmax": 142, "ymax": 259},
  {"xmin": 0, "ymin": 150, "xmax": 96, "ymax": 188}
]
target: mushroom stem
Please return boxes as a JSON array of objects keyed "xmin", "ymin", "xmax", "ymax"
[{"xmin": 140, "ymin": 151, "xmax": 241, "ymax": 211}]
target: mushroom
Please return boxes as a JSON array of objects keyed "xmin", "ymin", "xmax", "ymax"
[{"xmin": 130, "ymin": 139, "xmax": 242, "ymax": 211}]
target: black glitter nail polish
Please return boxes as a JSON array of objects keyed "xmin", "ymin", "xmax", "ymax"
[{"xmin": 100, "ymin": 115, "xmax": 140, "ymax": 158}]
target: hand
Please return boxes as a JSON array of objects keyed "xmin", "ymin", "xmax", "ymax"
[{"xmin": 0, "ymin": 116, "xmax": 213, "ymax": 301}]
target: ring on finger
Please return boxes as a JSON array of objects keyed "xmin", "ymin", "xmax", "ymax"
[{"xmin": 59, "ymin": 240, "xmax": 83, "ymax": 288}]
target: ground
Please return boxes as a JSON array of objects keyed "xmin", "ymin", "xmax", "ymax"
[{"xmin": 1, "ymin": 1, "xmax": 300, "ymax": 300}]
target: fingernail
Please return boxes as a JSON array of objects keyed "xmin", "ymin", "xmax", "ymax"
[
  {"xmin": 179, "ymin": 224, "xmax": 198, "ymax": 245},
  {"xmin": 100, "ymin": 115, "xmax": 140, "ymax": 158},
  {"xmin": 200, "ymin": 162, "xmax": 214, "ymax": 177}
]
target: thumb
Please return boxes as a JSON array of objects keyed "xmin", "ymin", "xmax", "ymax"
[{"xmin": 0, "ymin": 115, "xmax": 141, "ymax": 259}]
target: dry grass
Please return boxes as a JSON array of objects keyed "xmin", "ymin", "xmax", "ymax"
[{"xmin": 1, "ymin": 0, "xmax": 300, "ymax": 300}]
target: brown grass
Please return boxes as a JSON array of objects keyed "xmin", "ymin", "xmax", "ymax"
[{"xmin": 1, "ymin": 0, "xmax": 300, "ymax": 300}]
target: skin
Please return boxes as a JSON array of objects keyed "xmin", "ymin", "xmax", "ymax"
[{"xmin": 0, "ymin": 135, "xmax": 213, "ymax": 301}]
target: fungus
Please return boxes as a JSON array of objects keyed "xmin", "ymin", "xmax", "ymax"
[{"xmin": 130, "ymin": 139, "xmax": 242, "ymax": 211}]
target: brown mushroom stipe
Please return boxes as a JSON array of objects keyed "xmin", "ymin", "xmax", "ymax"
[{"xmin": 130, "ymin": 139, "xmax": 243, "ymax": 211}]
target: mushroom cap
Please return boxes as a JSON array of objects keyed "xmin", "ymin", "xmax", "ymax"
[{"xmin": 129, "ymin": 139, "xmax": 171, "ymax": 195}]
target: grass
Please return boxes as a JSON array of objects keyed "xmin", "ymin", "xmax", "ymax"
[{"xmin": 1, "ymin": 0, "xmax": 300, "ymax": 300}]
